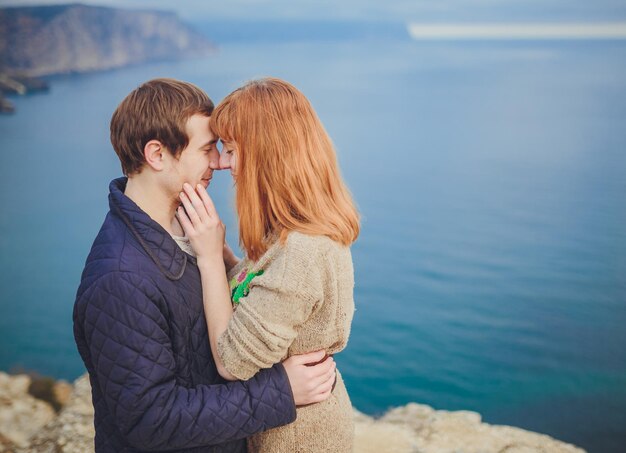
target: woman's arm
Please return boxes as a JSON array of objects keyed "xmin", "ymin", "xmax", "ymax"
[
  {"xmin": 198, "ymin": 258, "xmax": 239, "ymax": 381},
  {"xmin": 178, "ymin": 184, "xmax": 325, "ymax": 387},
  {"xmin": 177, "ymin": 183, "xmax": 238, "ymax": 381}
]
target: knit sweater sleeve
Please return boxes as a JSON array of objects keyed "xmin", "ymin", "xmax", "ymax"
[
  {"xmin": 226, "ymin": 257, "xmax": 247, "ymax": 282},
  {"xmin": 217, "ymin": 235, "xmax": 322, "ymax": 380}
]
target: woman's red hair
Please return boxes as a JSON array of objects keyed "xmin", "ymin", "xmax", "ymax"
[{"xmin": 211, "ymin": 78, "xmax": 360, "ymax": 261}]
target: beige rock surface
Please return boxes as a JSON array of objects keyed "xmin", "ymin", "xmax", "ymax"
[
  {"xmin": 18, "ymin": 374, "xmax": 94, "ymax": 453},
  {"xmin": 53, "ymin": 380, "xmax": 73, "ymax": 407},
  {"xmin": 0, "ymin": 433, "xmax": 16, "ymax": 453},
  {"xmin": 0, "ymin": 372, "xmax": 56, "ymax": 448},
  {"xmin": 1, "ymin": 372, "xmax": 587, "ymax": 453},
  {"xmin": 355, "ymin": 403, "xmax": 586, "ymax": 453},
  {"xmin": 354, "ymin": 409, "xmax": 418, "ymax": 453}
]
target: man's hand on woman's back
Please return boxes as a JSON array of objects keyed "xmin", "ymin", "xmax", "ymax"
[{"xmin": 282, "ymin": 350, "xmax": 336, "ymax": 406}]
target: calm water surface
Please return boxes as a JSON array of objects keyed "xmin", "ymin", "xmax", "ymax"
[{"xmin": 0, "ymin": 37, "xmax": 625, "ymax": 452}]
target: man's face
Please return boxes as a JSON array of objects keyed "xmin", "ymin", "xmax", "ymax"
[{"xmin": 168, "ymin": 114, "xmax": 218, "ymax": 193}]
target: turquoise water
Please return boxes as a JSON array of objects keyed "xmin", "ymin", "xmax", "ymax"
[{"xmin": 1, "ymin": 37, "xmax": 625, "ymax": 452}]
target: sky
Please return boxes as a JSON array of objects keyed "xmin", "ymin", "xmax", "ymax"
[{"xmin": 1, "ymin": 0, "xmax": 626, "ymax": 23}]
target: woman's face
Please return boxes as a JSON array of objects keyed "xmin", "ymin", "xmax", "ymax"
[{"xmin": 219, "ymin": 139, "xmax": 238, "ymax": 178}]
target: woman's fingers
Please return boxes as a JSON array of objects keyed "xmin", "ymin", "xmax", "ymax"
[
  {"xmin": 179, "ymin": 192, "xmax": 202, "ymax": 227},
  {"xmin": 176, "ymin": 207, "xmax": 195, "ymax": 236},
  {"xmin": 196, "ymin": 184, "xmax": 218, "ymax": 218},
  {"xmin": 183, "ymin": 183, "xmax": 210, "ymax": 222}
]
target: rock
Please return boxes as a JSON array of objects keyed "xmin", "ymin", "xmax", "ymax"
[
  {"xmin": 0, "ymin": 433, "xmax": 16, "ymax": 453},
  {"xmin": 53, "ymin": 380, "xmax": 73, "ymax": 408},
  {"xmin": 354, "ymin": 408, "xmax": 418, "ymax": 453},
  {"xmin": 0, "ymin": 73, "xmax": 48, "ymax": 114},
  {"xmin": 0, "ymin": 5, "xmax": 215, "ymax": 76},
  {"xmin": 27, "ymin": 374, "xmax": 64, "ymax": 413},
  {"xmin": 0, "ymin": 371, "xmax": 587, "ymax": 453},
  {"xmin": 19, "ymin": 374, "xmax": 94, "ymax": 453},
  {"xmin": 0, "ymin": 372, "xmax": 55, "ymax": 448},
  {"xmin": 380, "ymin": 402, "xmax": 438, "ymax": 432},
  {"xmin": 0, "ymin": 74, "xmax": 49, "ymax": 95},
  {"xmin": 0, "ymin": 94, "xmax": 14, "ymax": 114},
  {"xmin": 353, "ymin": 403, "xmax": 586, "ymax": 453}
]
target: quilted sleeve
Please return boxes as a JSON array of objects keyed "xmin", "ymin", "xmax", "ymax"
[
  {"xmin": 217, "ymin": 237, "xmax": 322, "ymax": 380},
  {"xmin": 79, "ymin": 271, "xmax": 296, "ymax": 450}
]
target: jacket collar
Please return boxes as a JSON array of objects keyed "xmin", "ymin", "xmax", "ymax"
[{"xmin": 108, "ymin": 177, "xmax": 189, "ymax": 280}]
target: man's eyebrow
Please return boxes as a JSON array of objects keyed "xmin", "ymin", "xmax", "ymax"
[{"xmin": 203, "ymin": 139, "xmax": 218, "ymax": 147}]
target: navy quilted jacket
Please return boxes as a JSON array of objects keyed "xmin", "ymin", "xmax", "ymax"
[{"xmin": 73, "ymin": 177, "xmax": 296, "ymax": 453}]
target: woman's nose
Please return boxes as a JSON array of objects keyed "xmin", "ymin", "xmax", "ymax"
[{"xmin": 219, "ymin": 154, "xmax": 230, "ymax": 170}]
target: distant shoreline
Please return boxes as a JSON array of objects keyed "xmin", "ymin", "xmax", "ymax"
[
  {"xmin": 0, "ymin": 3, "xmax": 214, "ymax": 113},
  {"xmin": 0, "ymin": 73, "xmax": 50, "ymax": 114}
]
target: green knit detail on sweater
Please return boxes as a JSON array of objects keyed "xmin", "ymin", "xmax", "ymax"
[{"xmin": 230, "ymin": 269, "xmax": 265, "ymax": 305}]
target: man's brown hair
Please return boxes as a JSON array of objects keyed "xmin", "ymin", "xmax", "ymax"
[{"xmin": 110, "ymin": 78, "xmax": 214, "ymax": 175}]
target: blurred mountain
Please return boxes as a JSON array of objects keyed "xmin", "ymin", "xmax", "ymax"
[{"xmin": 0, "ymin": 4, "xmax": 215, "ymax": 76}]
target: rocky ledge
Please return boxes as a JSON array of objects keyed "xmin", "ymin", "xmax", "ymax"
[
  {"xmin": 0, "ymin": 372, "xmax": 585, "ymax": 453},
  {"xmin": 0, "ymin": 73, "xmax": 50, "ymax": 114}
]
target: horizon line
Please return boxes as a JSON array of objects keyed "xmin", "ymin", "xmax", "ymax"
[{"xmin": 407, "ymin": 22, "xmax": 626, "ymax": 40}]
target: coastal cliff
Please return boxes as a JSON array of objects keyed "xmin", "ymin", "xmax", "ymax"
[
  {"xmin": 0, "ymin": 4, "xmax": 214, "ymax": 76},
  {"xmin": 0, "ymin": 372, "xmax": 585, "ymax": 453},
  {"xmin": 0, "ymin": 4, "xmax": 215, "ymax": 113}
]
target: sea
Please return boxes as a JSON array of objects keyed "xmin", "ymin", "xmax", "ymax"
[{"xmin": 0, "ymin": 22, "xmax": 625, "ymax": 452}]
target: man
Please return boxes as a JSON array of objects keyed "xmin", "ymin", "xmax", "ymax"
[{"xmin": 73, "ymin": 78, "xmax": 336, "ymax": 452}]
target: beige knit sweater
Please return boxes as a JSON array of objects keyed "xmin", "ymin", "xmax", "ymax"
[{"xmin": 219, "ymin": 231, "xmax": 355, "ymax": 453}]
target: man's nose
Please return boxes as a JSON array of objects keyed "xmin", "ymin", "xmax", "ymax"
[{"xmin": 209, "ymin": 159, "xmax": 219, "ymax": 170}]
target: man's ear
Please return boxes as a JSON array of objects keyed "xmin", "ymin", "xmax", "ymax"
[{"xmin": 143, "ymin": 140, "xmax": 166, "ymax": 171}]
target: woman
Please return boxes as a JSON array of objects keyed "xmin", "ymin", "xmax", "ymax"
[{"xmin": 178, "ymin": 77, "xmax": 360, "ymax": 452}]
